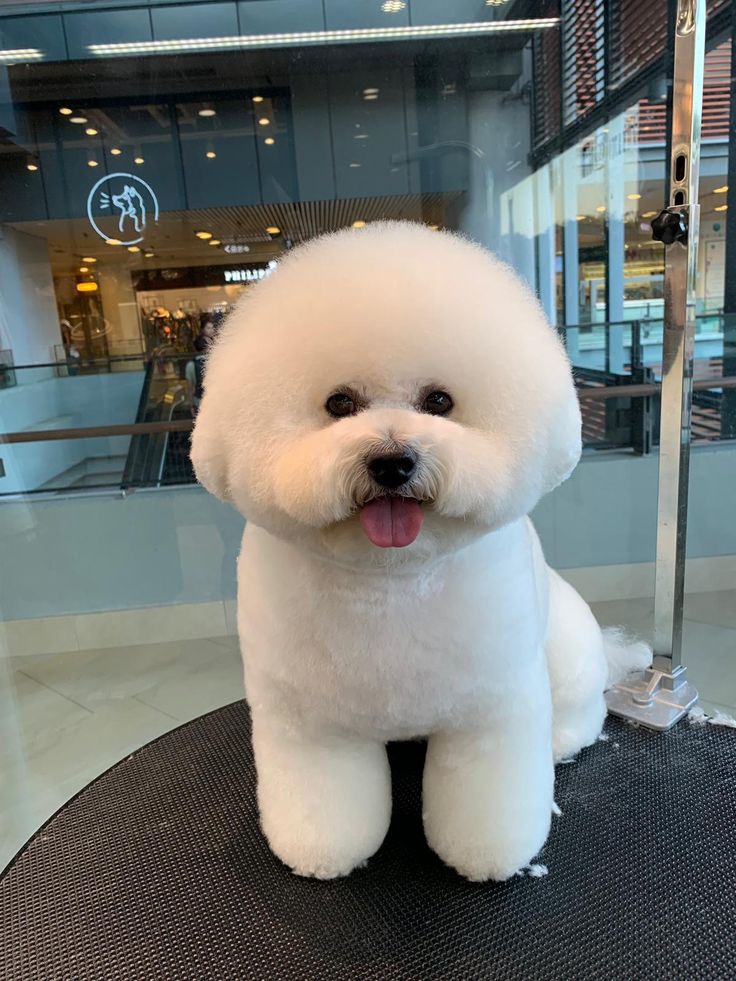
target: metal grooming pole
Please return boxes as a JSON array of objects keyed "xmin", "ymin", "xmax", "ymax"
[{"xmin": 605, "ymin": 0, "xmax": 703, "ymax": 730}]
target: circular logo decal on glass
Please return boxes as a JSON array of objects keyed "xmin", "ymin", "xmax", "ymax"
[{"xmin": 86, "ymin": 172, "xmax": 159, "ymax": 246}]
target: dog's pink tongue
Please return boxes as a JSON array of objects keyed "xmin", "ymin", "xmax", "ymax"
[{"xmin": 359, "ymin": 498, "xmax": 424, "ymax": 548}]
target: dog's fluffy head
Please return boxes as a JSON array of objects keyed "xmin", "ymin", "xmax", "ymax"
[{"xmin": 191, "ymin": 222, "xmax": 581, "ymax": 562}]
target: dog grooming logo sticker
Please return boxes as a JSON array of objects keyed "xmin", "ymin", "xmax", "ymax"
[{"xmin": 86, "ymin": 173, "xmax": 159, "ymax": 246}]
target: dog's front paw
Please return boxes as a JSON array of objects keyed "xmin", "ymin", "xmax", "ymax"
[
  {"xmin": 264, "ymin": 813, "xmax": 382, "ymax": 880},
  {"xmin": 424, "ymin": 805, "xmax": 550, "ymax": 882},
  {"xmin": 252, "ymin": 721, "xmax": 392, "ymax": 879}
]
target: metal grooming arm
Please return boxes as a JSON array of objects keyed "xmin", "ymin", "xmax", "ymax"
[{"xmin": 605, "ymin": 0, "xmax": 704, "ymax": 729}]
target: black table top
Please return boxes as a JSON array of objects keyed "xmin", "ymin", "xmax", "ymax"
[{"xmin": 2, "ymin": 701, "xmax": 735, "ymax": 980}]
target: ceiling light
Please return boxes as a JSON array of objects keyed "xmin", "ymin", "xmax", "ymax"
[
  {"xmin": 70, "ymin": 116, "xmax": 88, "ymax": 124},
  {"xmin": 576, "ymin": 214, "xmax": 586, "ymax": 221},
  {"xmin": 642, "ymin": 211, "xmax": 657, "ymax": 218},
  {"xmin": 252, "ymin": 95, "xmax": 264, "ymax": 103},
  {"xmin": 714, "ymin": 185, "xmax": 728, "ymax": 194},
  {"xmin": 486, "ymin": 0, "xmax": 510, "ymax": 5},
  {"xmin": 79, "ymin": 266, "xmax": 89, "ymax": 273},
  {"xmin": 26, "ymin": 162, "xmax": 38, "ymax": 172},
  {"xmin": 144, "ymin": 252, "xmax": 155, "ymax": 258},
  {"xmin": 428, "ymin": 224, "xmax": 439, "ymax": 231},
  {"xmin": 59, "ymin": 107, "xmax": 73, "ymax": 115},
  {"xmin": 354, "ymin": 133, "xmax": 369, "ymax": 140},
  {"xmin": 258, "ymin": 117, "xmax": 270, "ymax": 126},
  {"xmin": 266, "ymin": 226, "xmax": 281, "ymax": 235},
  {"xmin": 363, "ymin": 88, "xmax": 379, "ymax": 96},
  {"xmin": 105, "ymin": 238, "xmax": 122, "ymax": 246},
  {"xmin": 87, "ymin": 159, "xmax": 99, "ymax": 167},
  {"xmin": 85, "ymin": 127, "xmax": 99, "ymax": 136},
  {"xmin": 264, "ymin": 137, "xmax": 275, "ymax": 145},
  {"xmin": 198, "ymin": 107, "xmax": 216, "ymax": 117},
  {"xmin": 715, "ymin": 204, "xmax": 728, "ymax": 212},
  {"xmin": 352, "ymin": 220, "xmax": 366, "ymax": 228},
  {"xmin": 195, "ymin": 231, "xmax": 213, "ymax": 239},
  {"xmin": 209, "ymin": 239, "xmax": 221, "ymax": 246},
  {"xmin": 206, "ymin": 149, "xmax": 217, "ymax": 158},
  {"xmin": 110, "ymin": 147, "xmax": 122, "ymax": 155},
  {"xmin": 595, "ymin": 205, "xmax": 606, "ymax": 213},
  {"xmin": 87, "ymin": 22, "xmax": 562, "ymax": 58},
  {"xmin": 363, "ymin": 93, "xmax": 379, "ymax": 101},
  {"xmin": 627, "ymin": 193, "xmax": 641, "ymax": 200},
  {"xmin": 381, "ymin": 0, "xmax": 406, "ymax": 11},
  {"xmin": 76, "ymin": 282, "xmax": 99, "ymax": 293},
  {"xmin": 127, "ymin": 246, "xmax": 141, "ymax": 253},
  {"xmin": 349, "ymin": 162, "xmax": 361, "ymax": 168},
  {"xmin": 134, "ymin": 156, "xmax": 144, "ymax": 164},
  {"xmin": 82, "ymin": 256, "xmax": 97, "ymax": 263}
]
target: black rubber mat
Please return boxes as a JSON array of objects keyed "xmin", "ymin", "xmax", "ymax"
[{"xmin": 2, "ymin": 702, "xmax": 735, "ymax": 980}]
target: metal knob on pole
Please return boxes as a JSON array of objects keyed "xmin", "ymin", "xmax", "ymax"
[{"xmin": 605, "ymin": 0, "xmax": 703, "ymax": 730}]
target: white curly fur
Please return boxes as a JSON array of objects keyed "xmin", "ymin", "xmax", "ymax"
[{"xmin": 191, "ymin": 222, "xmax": 651, "ymax": 882}]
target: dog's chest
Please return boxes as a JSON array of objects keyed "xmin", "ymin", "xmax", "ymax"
[{"xmin": 238, "ymin": 522, "xmax": 547, "ymax": 736}]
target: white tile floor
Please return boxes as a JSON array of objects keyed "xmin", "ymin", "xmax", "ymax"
[
  {"xmin": 1, "ymin": 634, "xmax": 243, "ymax": 871},
  {"xmin": 1, "ymin": 591, "xmax": 734, "ymax": 872}
]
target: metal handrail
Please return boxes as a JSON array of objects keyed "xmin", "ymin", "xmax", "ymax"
[{"xmin": 3, "ymin": 376, "xmax": 736, "ymax": 445}]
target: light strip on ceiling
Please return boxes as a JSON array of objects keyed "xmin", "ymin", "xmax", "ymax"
[
  {"xmin": 87, "ymin": 19, "xmax": 560, "ymax": 56},
  {"xmin": 0, "ymin": 48, "xmax": 44, "ymax": 64}
]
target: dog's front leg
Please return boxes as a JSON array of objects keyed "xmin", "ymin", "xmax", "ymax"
[
  {"xmin": 422, "ymin": 685, "xmax": 554, "ymax": 882},
  {"xmin": 251, "ymin": 711, "xmax": 392, "ymax": 879}
]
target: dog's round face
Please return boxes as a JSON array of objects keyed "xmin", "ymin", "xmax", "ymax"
[{"xmin": 191, "ymin": 222, "xmax": 581, "ymax": 564}]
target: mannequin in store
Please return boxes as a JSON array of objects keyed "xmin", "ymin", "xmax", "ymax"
[{"xmin": 191, "ymin": 222, "xmax": 651, "ymax": 882}]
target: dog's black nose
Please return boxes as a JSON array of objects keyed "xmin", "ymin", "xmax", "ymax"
[{"xmin": 367, "ymin": 452, "xmax": 417, "ymax": 489}]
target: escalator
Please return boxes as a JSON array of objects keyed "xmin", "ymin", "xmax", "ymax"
[{"xmin": 121, "ymin": 356, "xmax": 196, "ymax": 490}]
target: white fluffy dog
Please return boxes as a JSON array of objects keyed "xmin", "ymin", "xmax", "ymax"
[{"xmin": 191, "ymin": 222, "xmax": 649, "ymax": 882}]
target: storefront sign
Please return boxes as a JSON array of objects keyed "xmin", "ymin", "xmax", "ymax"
[
  {"xmin": 87, "ymin": 172, "xmax": 160, "ymax": 246},
  {"xmin": 224, "ymin": 264, "xmax": 276, "ymax": 283}
]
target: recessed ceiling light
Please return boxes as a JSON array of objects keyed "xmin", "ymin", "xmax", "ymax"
[
  {"xmin": 264, "ymin": 137, "xmax": 275, "ymax": 145},
  {"xmin": 87, "ymin": 159, "xmax": 99, "ymax": 167},
  {"xmin": 195, "ymin": 231, "xmax": 213, "ymax": 240},
  {"xmin": 627, "ymin": 193, "xmax": 641, "ymax": 200},
  {"xmin": 352, "ymin": 220, "xmax": 366, "ymax": 228},
  {"xmin": 110, "ymin": 147, "xmax": 122, "ymax": 155},
  {"xmin": 258, "ymin": 117, "xmax": 270, "ymax": 126},
  {"xmin": 198, "ymin": 107, "xmax": 216, "ymax": 117},
  {"xmin": 252, "ymin": 95, "xmax": 264, "ymax": 103},
  {"xmin": 209, "ymin": 239, "xmax": 221, "ymax": 246},
  {"xmin": 576, "ymin": 214, "xmax": 586, "ymax": 221},
  {"xmin": 105, "ymin": 238, "xmax": 122, "ymax": 246},
  {"xmin": 266, "ymin": 226, "xmax": 280, "ymax": 235},
  {"xmin": 363, "ymin": 88, "xmax": 379, "ymax": 96},
  {"xmin": 206, "ymin": 150, "xmax": 217, "ymax": 158},
  {"xmin": 26, "ymin": 162, "xmax": 38, "ymax": 172},
  {"xmin": 79, "ymin": 266, "xmax": 89, "ymax": 272},
  {"xmin": 127, "ymin": 245, "xmax": 140, "ymax": 252},
  {"xmin": 70, "ymin": 116, "xmax": 88, "ymax": 124},
  {"xmin": 381, "ymin": 0, "xmax": 406, "ymax": 11},
  {"xmin": 363, "ymin": 94, "xmax": 379, "ymax": 101},
  {"xmin": 144, "ymin": 252, "xmax": 154, "ymax": 258},
  {"xmin": 134, "ymin": 156, "xmax": 144, "ymax": 164},
  {"xmin": 595, "ymin": 205, "xmax": 606, "ymax": 213},
  {"xmin": 349, "ymin": 162, "xmax": 361, "ymax": 168},
  {"xmin": 85, "ymin": 127, "xmax": 98, "ymax": 136},
  {"xmin": 428, "ymin": 224, "xmax": 439, "ymax": 231},
  {"xmin": 82, "ymin": 256, "xmax": 97, "ymax": 263},
  {"xmin": 642, "ymin": 211, "xmax": 657, "ymax": 218},
  {"xmin": 354, "ymin": 133, "xmax": 369, "ymax": 140},
  {"xmin": 714, "ymin": 185, "xmax": 728, "ymax": 194},
  {"xmin": 59, "ymin": 107, "xmax": 73, "ymax": 115},
  {"xmin": 715, "ymin": 204, "xmax": 728, "ymax": 212}
]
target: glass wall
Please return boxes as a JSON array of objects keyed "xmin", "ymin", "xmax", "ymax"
[{"xmin": 1, "ymin": 0, "xmax": 735, "ymax": 868}]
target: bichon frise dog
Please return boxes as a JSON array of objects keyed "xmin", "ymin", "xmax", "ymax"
[{"xmin": 191, "ymin": 221, "xmax": 650, "ymax": 882}]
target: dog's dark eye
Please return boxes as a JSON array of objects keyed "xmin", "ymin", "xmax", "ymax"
[
  {"xmin": 326, "ymin": 392, "xmax": 357, "ymax": 418},
  {"xmin": 421, "ymin": 390, "xmax": 453, "ymax": 416}
]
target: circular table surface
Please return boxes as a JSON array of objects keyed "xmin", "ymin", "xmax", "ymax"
[{"xmin": 2, "ymin": 701, "xmax": 735, "ymax": 980}]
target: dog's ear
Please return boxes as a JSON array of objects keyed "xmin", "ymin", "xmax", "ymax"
[{"xmin": 190, "ymin": 387, "xmax": 232, "ymax": 503}]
